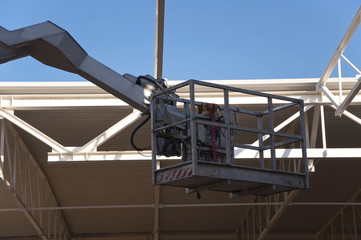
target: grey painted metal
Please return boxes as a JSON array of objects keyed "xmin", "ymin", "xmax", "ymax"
[
  {"xmin": 151, "ymin": 80, "xmax": 308, "ymax": 196},
  {"xmin": 151, "ymin": 96, "xmax": 157, "ymax": 185},
  {"xmin": 299, "ymin": 101, "xmax": 308, "ymax": 175},
  {"xmin": 224, "ymin": 89, "xmax": 232, "ymax": 165},
  {"xmin": 257, "ymin": 116, "xmax": 265, "ymax": 169},
  {"xmin": 195, "ymin": 118, "xmax": 303, "ymax": 140},
  {"xmin": 268, "ymin": 97, "xmax": 276, "ymax": 170},
  {"xmin": 0, "ymin": 21, "xmax": 151, "ymax": 112},
  {"xmin": 189, "ymin": 81, "xmax": 198, "ymax": 175},
  {"xmin": 154, "ymin": 161, "xmax": 307, "ymax": 191}
]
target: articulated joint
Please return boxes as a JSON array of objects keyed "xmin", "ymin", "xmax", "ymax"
[{"xmin": 316, "ymin": 82, "xmax": 325, "ymax": 93}]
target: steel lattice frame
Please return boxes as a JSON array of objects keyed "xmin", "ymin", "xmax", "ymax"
[{"xmin": 0, "ymin": 2, "xmax": 361, "ymax": 240}]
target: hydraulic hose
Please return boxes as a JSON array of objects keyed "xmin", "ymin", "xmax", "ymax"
[
  {"xmin": 136, "ymin": 75, "xmax": 164, "ymax": 90},
  {"xmin": 130, "ymin": 115, "xmax": 151, "ymax": 151}
]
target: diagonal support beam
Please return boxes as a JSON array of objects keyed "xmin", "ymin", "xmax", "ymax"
[
  {"xmin": 318, "ymin": 84, "xmax": 339, "ymax": 109},
  {"xmin": 0, "ymin": 108, "xmax": 70, "ymax": 153},
  {"xmin": 74, "ymin": 109, "xmax": 142, "ymax": 153},
  {"xmin": 257, "ymin": 191, "xmax": 299, "ymax": 240},
  {"xmin": 335, "ymin": 75, "xmax": 361, "ymax": 116},
  {"xmin": 330, "ymin": 105, "xmax": 361, "ymax": 125},
  {"xmin": 317, "ymin": 6, "xmax": 361, "ymax": 116},
  {"xmin": 318, "ymin": 187, "xmax": 361, "ymax": 237},
  {"xmin": 318, "ymin": 6, "xmax": 361, "ymax": 87}
]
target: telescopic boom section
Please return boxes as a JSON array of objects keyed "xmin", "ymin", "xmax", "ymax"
[{"xmin": 0, "ymin": 21, "xmax": 152, "ymax": 112}]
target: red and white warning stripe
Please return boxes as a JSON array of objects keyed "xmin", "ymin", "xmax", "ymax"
[{"xmin": 158, "ymin": 167, "xmax": 193, "ymax": 184}]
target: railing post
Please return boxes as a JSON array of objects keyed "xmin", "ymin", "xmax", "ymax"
[
  {"xmin": 151, "ymin": 95, "xmax": 157, "ymax": 185},
  {"xmin": 224, "ymin": 89, "xmax": 232, "ymax": 165},
  {"xmin": 299, "ymin": 101, "xmax": 308, "ymax": 176},
  {"xmin": 257, "ymin": 116, "xmax": 264, "ymax": 169},
  {"xmin": 268, "ymin": 97, "xmax": 276, "ymax": 170},
  {"xmin": 189, "ymin": 81, "xmax": 198, "ymax": 173}
]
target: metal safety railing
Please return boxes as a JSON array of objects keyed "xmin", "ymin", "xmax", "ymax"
[{"xmin": 151, "ymin": 80, "xmax": 308, "ymax": 196}]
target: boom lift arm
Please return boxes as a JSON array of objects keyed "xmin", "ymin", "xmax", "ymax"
[{"xmin": 0, "ymin": 21, "xmax": 164, "ymax": 112}]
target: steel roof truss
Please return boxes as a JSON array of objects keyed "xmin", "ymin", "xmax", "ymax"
[
  {"xmin": 0, "ymin": 108, "xmax": 70, "ymax": 153},
  {"xmin": 318, "ymin": 187, "xmax": 361, "ymax": 239},
  {"xmin": 318, "ymin": 6, "xmax": 361, "ymax": 87},
  {"xmin": 235, "ymin": 191, "xmax": 299, "ymax": 240},
  {"xmin": 0, "ymin": 107, "xmax": 144, "ymax": 159},
  {"xmin": 317, "ymin": 6, "xmax": 361, "ymax": 117},
  {"xmin": 74, "ymin": 109, "xmax": 142, "ymax": 153},
  {"xmin": 0, "ymin": 119, "xmax": 71, "ymax": 239}
]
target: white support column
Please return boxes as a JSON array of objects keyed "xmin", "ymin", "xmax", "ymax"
[
  {"xmin": 153, "ymin": 161, "xmax": 161, "ymax": 240},
  {"xmin": 153, "ymin": 185, "xmax": 160, "ymax": 240},
  {"xmin": 0, "ymin": 119, "xmax": 4, "ymax": 179},
  {"xmin": 310, "ymin": 106, "xmax": 320, "ymax": 148},
  {"xmin": 308, "ymin": 106, "xmax": 320, "ymax": 172},
  {"xmin": 320, "ymin": 105, "xmax": 327, "ymax": 151},
  {"xmin": 154, "ymin": 0, "xmax": 165, "ymax": 79},
  {"xmin": 337, "ymin": 56, "xmax": 343, "ymax": 103},
  {"xmin": 153, "ymin": 2, "xmax": 165, "ymax": 237}
]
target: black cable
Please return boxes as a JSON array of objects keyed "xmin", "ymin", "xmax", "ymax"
[
  {"xmin": 136, "ymin": 75, "xmax": 164, "ymax": 90},
  {"xmin": 130, "ymin": 115, "xmax": 151, "ymax": 152}
]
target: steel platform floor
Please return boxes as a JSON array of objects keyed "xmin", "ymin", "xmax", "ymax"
[{"xmin": 154, "ymin": 161, "xmax": 308, "ymax": 196}]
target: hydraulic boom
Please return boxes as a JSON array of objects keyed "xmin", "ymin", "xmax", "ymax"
[{"xmin": 0, "ymin": 21, "xmax": 164, "ymax": 112}]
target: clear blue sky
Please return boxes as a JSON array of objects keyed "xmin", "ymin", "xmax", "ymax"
[{"xmin": 1, "ymin": 0, "xmax": 360, "ymax": 82}]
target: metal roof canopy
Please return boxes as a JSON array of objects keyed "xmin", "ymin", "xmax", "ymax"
[{"xmin": 0, "ymin": 78, "xmax": 360, "ymax": 240}]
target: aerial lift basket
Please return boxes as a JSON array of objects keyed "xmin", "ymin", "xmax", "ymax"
[{"xmin": 151, "ymin": 80, "xmax": 308, "ymax": 197}]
